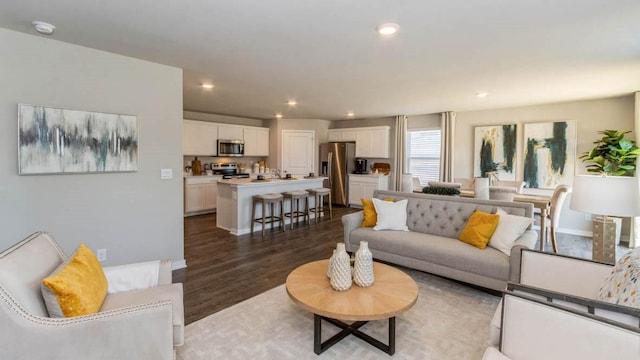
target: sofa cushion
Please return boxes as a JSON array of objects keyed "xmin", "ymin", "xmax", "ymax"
[
  {"xmin": 404, "ymin": 197, "xmax": 496, "ymax": 238},
  {"xmin": 349, "ymin": 227, "xmax": 510, "ymax": 281},
  {"xmin": 458, "ymin": 211, "xmax": 500, "ymax": 249},
  {"xmin": 489, "ymin": 208, "xmax": 533, "ymax": 256},
  {"xmin": 41, "ymin": 243, "xmax": 108, "ymax": 317},
  {"xmin": 372, "ymin": 198, "xmax": 409, "ymax": 231},
  {"xmin": 101, "ymin": 283, "xmax": 184, "ymax": 346},
  {"xmin": 597, "ymin": 247, "xmax": 640, "ymax": 308}
]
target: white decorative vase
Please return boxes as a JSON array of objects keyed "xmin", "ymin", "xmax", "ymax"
[
  {"xmin": 327, "ymin": 249, "xmax": 336, "ymax": 278},
  {"xmin": 330, "ymin": 243, "xmax": 352, "ymax": 291},
  {"xmin": 474, "ymin": 177, "xmax": 489, "ymax": 200},
  {"xmin": 353, "ymin": 241, "xmax": 374, "ymax": 287}
]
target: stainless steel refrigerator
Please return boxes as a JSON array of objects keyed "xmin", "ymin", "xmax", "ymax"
[{"xmin": 319, "ymin": 142, "xmax": 356, "ymax": 206}]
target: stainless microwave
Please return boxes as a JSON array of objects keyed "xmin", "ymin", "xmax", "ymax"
[{"xmin": 217, "ymin": 139, "xmax": 244, "ymax": 157}]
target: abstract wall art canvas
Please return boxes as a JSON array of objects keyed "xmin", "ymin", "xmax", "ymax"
[
  {"xmin": 523, "ymin": 120, "xmax": 576, "ymax": 189},
  {"xmin": 18, "ymin": 104, "xmax": 138, "ymax": 174},
  {"xmin": 473, "ymin": 124, "xmax": 518, "ymax": 180}
]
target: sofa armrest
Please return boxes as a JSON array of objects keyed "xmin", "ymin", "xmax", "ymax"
[
  {"xmin": 508, "ymin": 230, "xmax": 537, "ymax": 283},
  {"xmin": 0, "ymin": 291, "xmax": 175, "ymax": 359},
  {"xmin": 517, "ymin": 249, "xmax": 613, "ymax": 298},
  {"xmin": 342, "ymin": 211, "xmax": 364, "ymax": 251}
]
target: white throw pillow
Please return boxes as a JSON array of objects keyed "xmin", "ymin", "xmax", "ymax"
[
  {"xmin": 372, "ymin": 198, "xmax": 409, "ymax": 231},
  {"xmin": 597, "ymin": 247, "xmax": 640, "ymax": 308},
  {"xmin": 488, "ymin": 208, "xmax": 533, "ymax": 255}
]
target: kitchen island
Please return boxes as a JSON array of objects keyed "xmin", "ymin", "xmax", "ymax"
[{"xmin": 217, "ymin": 177, "xmax": 327, "ymax": 235}]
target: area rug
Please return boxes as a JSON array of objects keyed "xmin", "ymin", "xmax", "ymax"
[{"xmin": 177, "ymin": 269, "xmax": 500, "ymax": 360}]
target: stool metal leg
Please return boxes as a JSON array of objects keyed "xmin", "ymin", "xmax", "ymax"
[{"xmin": 261, "ymin": 199, "xmax": 266, "ymax": 237}]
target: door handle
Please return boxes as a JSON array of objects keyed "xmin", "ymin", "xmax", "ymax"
[{"xmin": 327, "ymin": 151, "xmax": 333, "ymax": 187}]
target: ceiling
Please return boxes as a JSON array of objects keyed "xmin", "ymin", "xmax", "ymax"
[{"xmin": 1, "ymin": 1, "xmax": 639, "ymax": 121}]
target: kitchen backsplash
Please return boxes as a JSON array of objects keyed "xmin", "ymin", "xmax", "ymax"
[{"xmin": 183, "ymin": 156, "xmax": 267, "ymax": 170}]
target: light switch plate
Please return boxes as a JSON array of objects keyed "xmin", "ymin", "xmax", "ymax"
[{"xmin": 161, "ymin": 168, "xmax": 173, "ymax": 180}]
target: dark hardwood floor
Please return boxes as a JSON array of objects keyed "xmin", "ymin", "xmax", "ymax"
[{"xmin": 174, "ymin": 206, "xmax": 360, "ymax": 325}]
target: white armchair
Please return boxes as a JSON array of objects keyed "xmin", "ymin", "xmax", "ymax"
[
  {"xmin": 0, "ymin": 231, "xmax": 183, "ymax": 359},
  {"xmin": 484, "ymin": 291, "xmax": 640, "ymax": 360},
  {"xmin": 490, "ymin": 249, "xmax": 619, "ymax": 346}
]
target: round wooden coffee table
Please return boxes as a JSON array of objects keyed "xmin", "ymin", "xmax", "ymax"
[{"xmin": 286, "ymin": 259, "xmax": 418, "ymax": 355}]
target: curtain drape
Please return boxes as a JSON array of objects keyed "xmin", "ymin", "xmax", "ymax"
[
  {"xmin": 631, "ymin": 92, "xmax": 640, "ymax": 248},
  {"xmin": 394, "ymin": 115, "xmax": 408, "ymax": 191},
  {"xmin": 440, "ymin": 111, "xmax": 456, "ymax": 182}
]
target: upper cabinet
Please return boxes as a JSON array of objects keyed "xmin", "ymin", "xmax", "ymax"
[
  {"xmin": 244, "ymin": 127, "xmax": 269, "ymax": 156},
  {"xmin": 183, "ymin": 120, "xmax": 269, "ymax": 157},
  {"xmin": 217, "ymin": 125, "xmax": 244, "ymax": 140},
  {"xmin": 327, "ymin": 126, "xmax": 390, "ymax": 158},
  {"xmin": 183, "ymin": 120, "xmax": 217, "ymax": 156}
]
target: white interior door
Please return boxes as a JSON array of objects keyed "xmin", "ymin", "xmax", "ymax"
[{"xmin": 282, "ymin": 130, "xmax": 314, "ymax": 176}]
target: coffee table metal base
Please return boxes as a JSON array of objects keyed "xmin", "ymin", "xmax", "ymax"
[{"xmin": 313, "ymin": 314, "xmax": 396, "ymax": 355}]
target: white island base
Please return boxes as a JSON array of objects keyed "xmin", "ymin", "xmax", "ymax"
[{"xmin": 217, "ymin": 177, "xmax": 327, "ymax": 236}]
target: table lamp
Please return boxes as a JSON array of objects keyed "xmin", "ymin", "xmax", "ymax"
[{"xmin": 570, "ymin": 175, "xmax": 640, "ymax": 264}]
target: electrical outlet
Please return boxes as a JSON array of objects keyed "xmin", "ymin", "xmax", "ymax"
[
  {"xmin": 96, "ymin": 248, "xmax": 107, "ymax": 262},
  {"xmin": 584, "ymin": 213, "xmax": 592, "ymax": 221}
]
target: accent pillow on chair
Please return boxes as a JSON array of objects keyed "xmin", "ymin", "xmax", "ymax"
[
  {"xmin": 597, "ymin": 247, "xmax": 640, "ymax": 308},
  {"xmin": 458, "ymin": 211, "xmax": 500, "ymax": 249},
  {"xmin": 41, "ymin": 243, "xmax": 108, "ymax": 317},
  {"xmin": 372, "ymin": 198, "xmax": 409, "ymax": 231}
]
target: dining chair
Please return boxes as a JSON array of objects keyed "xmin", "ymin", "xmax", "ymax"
[
  {"xmin": 493, "ymin": 180, "xmax": 525, "ymax": 194},
  {"xmin": 546, "ymin": 185, "xmax": 572, "ymax": 253},
  {"xmin": 489, "ymin": 186, "xmax": 517, "ymax": 201}
]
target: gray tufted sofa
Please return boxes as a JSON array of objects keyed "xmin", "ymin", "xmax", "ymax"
[{"xmin": 342, "ymin": 190, "xmax": 537, "ymax": 291}]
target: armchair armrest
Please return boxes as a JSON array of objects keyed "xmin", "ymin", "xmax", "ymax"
[
  {"xmin": 508, "ymin": 230, "xmax": 537, "ymax": 283},
  {"xmin": 342, "ymin": 211, "xmax": 364, "ymax": 251},
  {"xmin": 103, "ymin": 260, "xmax": 173, "ymax": 294},
  {"xmin": 0, "ymin": 288, "xmax": 174, "ymax": 359}
]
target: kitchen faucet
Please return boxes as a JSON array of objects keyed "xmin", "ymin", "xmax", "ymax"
[{"xmin": 272, "ymin": 169, "xmax": 283, "ymax": 179}]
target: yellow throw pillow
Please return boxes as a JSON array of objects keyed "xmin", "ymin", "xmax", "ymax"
[
  {"xmin": 361, "ymin": 198, "xmax": 394, "ymax": 227},
  {"xmin": 41, "ymin": 243, "xmax": 108, "ymax": 317},
  {"xmin": 458, "ymin": 211, "xmax": 500, "ymax": 249},
  {"xmin": 361, "ymin": 198, "xmax": 378, "ymax": 227}
]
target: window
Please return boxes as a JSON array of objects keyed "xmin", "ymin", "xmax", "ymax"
[{"xmin": 407, "ymin": 129, "xmax": 441, "ymax": 185}]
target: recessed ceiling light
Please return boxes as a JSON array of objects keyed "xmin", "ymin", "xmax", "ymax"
[
  {"xmin": 32, "ymin": 21, "xmax": 56, "ymax": 35},
  {"xmin": 346, "ymin": 112, "xmax": 355, "ymax": 117},
  {"xmin": 376, "ymin": 23, "xmax": 399, "ymax": 35},
  {"xmin": 287, "ymin": 100, "xmax": 297, "ymax": 106},
  {"xmin": 201, "ymin": 83, "xmax": 214, "ymax": 89},
  {"xmin": 476, "ymin": 92, "xmax": 489, "ymax": 98},
  {"xmin": 275, "ymin": 113, "xmax": 283, "ymax": 119}
]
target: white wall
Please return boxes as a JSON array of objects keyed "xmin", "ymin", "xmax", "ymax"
[
  {"xmin": 0, "ymin": 29, "xmax": 184, "ymax": 266},
  {"xmin": 454, "ymin": 95, "xmax": 635, "ymax": 236},
  {"xmin": 183, "ymin": 111, "xmax": 265, "ymax": 127}
]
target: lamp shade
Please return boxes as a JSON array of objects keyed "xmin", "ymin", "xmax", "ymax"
[{"xmin": 570, "ymin": 175, "xmax": 640, "ymax": 217}]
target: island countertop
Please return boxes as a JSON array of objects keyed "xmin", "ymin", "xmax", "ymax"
[
  {"xmin": 217, "ymin": 177, "xmax": 326, "ymax": 187},
  {"xmin": 216, "ymin": 176, "xmax": 327, "ymax": 235}
]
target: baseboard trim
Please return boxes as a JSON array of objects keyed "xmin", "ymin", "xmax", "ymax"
[{"xmin": 172, "ymin": 259, "xmax": 187, "ymax": 270}]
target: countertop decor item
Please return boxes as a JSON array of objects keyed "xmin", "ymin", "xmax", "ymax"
[
  {"xmin": 353, "ymin": 241, "xmax": 374, "ymax": 287},
  {"xmin": 329, "ymin": 243, "xmax": 352, "ymax": 291}
]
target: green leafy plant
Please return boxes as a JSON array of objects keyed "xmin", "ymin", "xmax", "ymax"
[
  {"xmin": 422, "ymin": 186, "xmax": 461, "ymax": 196},
  {"xmin": 580, "ymin": 130, "xmax": 640, "ymax": 176}
]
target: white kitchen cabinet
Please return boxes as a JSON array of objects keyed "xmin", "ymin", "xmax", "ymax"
[
  {"xmin": 348, "ymin": 174, "xmax": 390, "ymax": 207},
  {"xmin": 328, "ymin": 126, "xmax": 390, "ymax": 158},
  {"xmin": 183, "ymin": 120, "xmax": 217, "ymax": 156},
  {"xmin": 184, "ymin": 176, "xmax": 220, "ymax": 215},
  {"xmin": 244, "ymin": 127, "xmax": 269, "ymax": 156},
  {"xmin": 217, "ymin": 125, "xmax": 244, "ymax": 140}
]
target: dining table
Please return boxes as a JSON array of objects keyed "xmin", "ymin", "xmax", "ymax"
[{"xmin": 459, "ymin": 190, "xmax": 552, "ymax": 250}]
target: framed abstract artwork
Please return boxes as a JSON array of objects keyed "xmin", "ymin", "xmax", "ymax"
[
  {"xmin": 473, "ymin": 124, "xmax": 518, "ymax": 180},
  {"xmin": 523, "ymin": 120, "xmax": 576, "ymax": 189},
  {"xmin": 18, "ymin": 104, "xmax": 138, "ymax": 175}
]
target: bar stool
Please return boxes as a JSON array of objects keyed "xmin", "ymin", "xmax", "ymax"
[
  {"xmin": 283, "ymin": 190, "xmax": 309, "ymax": 229},
  {"xmin": 251, "ymin": 193, "xmax": 285, "ymax": 237},
  {"xmin": 307, "ymin": 188, "xmax": 332, "ymax": 223}
]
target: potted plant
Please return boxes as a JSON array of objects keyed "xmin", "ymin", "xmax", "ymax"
[
  {"xmin": 579, "ymin": 130, "xmax": 640, "ymax": 176},
  {"xmin": 422, "ymin": 186, "xmax": 461, "ymax": 196}
]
